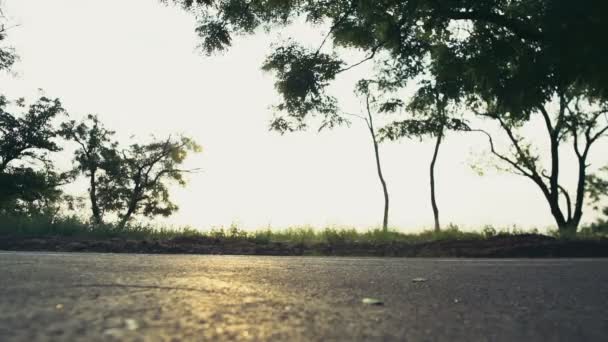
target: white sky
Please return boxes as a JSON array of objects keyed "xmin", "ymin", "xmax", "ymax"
[{"xmin": 1, "ymin": 0, "xmax": 606, "ymax": 232}]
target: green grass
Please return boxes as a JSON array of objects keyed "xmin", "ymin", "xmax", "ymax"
[
  {"xmin": 0, "ymin": 214, "xmax": 202, "ymax": 240},
  {"xmin": 247, "ymin": 224, "xmax": 486, "ymax": 245},
  {"xmin": 1, "ymin": 214, "xmax": 605, "ymax": 243}
]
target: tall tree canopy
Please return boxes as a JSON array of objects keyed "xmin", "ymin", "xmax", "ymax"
[{"xmin": 176, "ymin": 0, "xmax": 608, "ymax": 115}]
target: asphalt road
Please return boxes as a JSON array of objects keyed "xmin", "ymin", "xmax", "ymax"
[{"xmin": 1, "ymin": 253, "xmax": 607, "ymax": 341}]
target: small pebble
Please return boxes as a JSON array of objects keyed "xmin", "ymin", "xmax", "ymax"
[
  {"xmin": 125, "ymin": 319, "xmax": 139, "ymax": 331},
  {"xmin": 362, "ymin": 297, "xmax": 384, "ymax": 305}
]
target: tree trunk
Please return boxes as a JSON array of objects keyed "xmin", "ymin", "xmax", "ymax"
[
  {"xmin": 556, "ymin": 155, "xmax": 588, "ymax": 236},
  {"xmin": 372, "ymin": 135, "xmax": 390, "ymax": 232},
  {"xmin": 430, "ymin": 129, "xmax": 443, "ymax": 232},
  {"xmin": 365, "ymin": 100, "xmax": 389, "ymax": 232},
  {"xmin": 558, "ymin": 220, "xmax": 579, "ymax": 237},
  {"xmin": 118, "ymin": 194, "xmax": 139, "ymax": 229},
  {"xmin": 118, "ymin": 171, "xmax": 146, "ymax": 229},
  {"xmin": 89, "ymin": 170, "xmax": 102, "ymax": 224},
  {"xmin": 571, "ymin": 156, "xmax": 587, "ymax": 230},
  {"xmin": 118, "ymin": 207, "xmax": 134, "ymax": 230}
]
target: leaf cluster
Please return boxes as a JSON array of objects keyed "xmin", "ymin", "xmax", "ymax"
[{"xmin": 0, "ymin": 96, "xmax": 67, "ymax": 214}]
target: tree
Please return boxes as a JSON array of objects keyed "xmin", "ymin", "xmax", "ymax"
[
  {"xmin": 103, "ymin": 136, "xmax": 201, "ymax": 228},
  {"xmin": 63, "ymin": 115, "xmax": 202, "ymax": 228},
  {"xmin": 61, "ymin": 114, "xmax": 120, "ymax": 224},
  {"xmin": 470, "ymin": 93, "xmax": 608, "ymax": 235},
  {"xmin": 0, "ymin": 95, "xmax": 68, "ymax": 214},
  {"xmin": 176, "ymin": 0, "xmax": 607, "ymax": 233},
  {"xmin": 347, "ymin": 80, "xmax": 390, "ymax": 231}
]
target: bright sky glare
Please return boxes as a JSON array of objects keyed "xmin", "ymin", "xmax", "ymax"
[{"xmin": 1, "ymin": 0, "xmax": 606, "ymax": 231}]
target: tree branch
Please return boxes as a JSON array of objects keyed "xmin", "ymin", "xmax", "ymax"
[
  {"xmin": 471, "ymin": 128, "xmax": 552, "ymax": 200},
  {"xmin": 537, "ymin": 105, "xmax": 555, "ymax": 136},
  {"xmin": 542, "ymin": 171, "xmax": 572, "ymax": 221},
  {"xmin": 338, "ymin": 41, "xmax": 384, "ymax": 73},
  {"xmin": 494, "ymin": 115, "xmax": 542, "ymax": 178},
  {"xmin": 589, "ymin": 124, "xmax": 608, "ymax": 145},
  {"xmin": 470, "ymin": 129, "xmax": 533, "ymax": 178}
]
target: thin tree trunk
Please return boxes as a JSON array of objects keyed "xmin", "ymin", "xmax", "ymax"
[
  {"xmin": 430, "ymin": 128, "xmax": 443, "ymax": 232},
  {"xmin": 365, "ymin": 97, "xmax": 389, "ymax": 232},
  {"xmin": 562, "ymin": 154, "xmax": 588, "ymax": 235},
  {"xmin": 372, "ymin": 132, "xmax": 389, "ymax": 232},
  {"xmin": 89, "ymin": 170, "xmax": 102, "ymax": 224}
]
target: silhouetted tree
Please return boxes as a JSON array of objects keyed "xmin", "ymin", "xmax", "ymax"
[
  {"xmin": 471, "ymin": 93, "xmax": 608, "ymax": 235},
  {"xmin": 349, "ymin": 80, "xmax": 390, "ymax": 232},
  {"xmin": 106, "ymin": 136, "xmax": 201, "ymax": 228},
  {"xmin": 61, "ymin": 115, "xmax": 120, "ymax": 224},
  {"xmin": 0, "ymin": 95, "xmax": 68, "ymax": 214}
]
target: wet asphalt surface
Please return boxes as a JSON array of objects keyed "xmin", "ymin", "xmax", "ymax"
[{"xmin": 0, "ymin": 252, "xmax": 607, "ymax": 341}]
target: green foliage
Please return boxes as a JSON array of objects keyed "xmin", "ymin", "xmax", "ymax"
[
  {"xmin": 108, "ymin": 135, "xmax": 202, "ymax": 227},
  {"xmin": 208, "ymin": 223, "xmax": 249, "ymax": 240},
  {"xmin": 11, "ymin": 218, "xmax": 602, "ymax": 244},
  {"xmin": 0, "ymin": 45, "xmax": 16, "ymax": 73},
  {"xmin": 180, "ymin": 0, "xmax": 608, "ymax": 121},
  {"xmin": 0, "ymin": 16, "xmax": 17, "ymax": 72},
  {"xmin": 61, "ymin": 112, "xmax": 202, "ymax": 227},
  {"xmin": 0, "ymin": 96, "xmax": 64, "ymax": 170},
  {"xmin": 578, "ymin": 219, "xmax": 608, "ymax": 239},
  {"xmin": 60, "ymin": 114, "xmax": 119, "ymax": 176},
  {"xmin": 585, "ymin": 166, "xmax": 608, "ymax": 229},
  {"xmin": 356, "ymin": 79, "xmax": 468, "ymax": 142},
  {"xmin": 0, "ymin": 213, "xmax": 204, "ymax": 239},
  {"xmin": 262, "ymin": 43, "xmax": 344, "ymax": 132},
  {"xmin": 0, "ymin": 169, "xmax": 68, "ymax": 216},
  {"xmin": 586, "ymin": 166, "xmax": 608, "ymax": 209},
  {"xmin": 0, "ymin": 96, "xmax": 68, "ymax": 214},
  {"xmin": 0, "ymin": 98, "xmax": 200, "ymax": 227},
  {"xmin": 245, "ymin": 224, "xmax": 484, "ymax": 245},
  {"xmin": 380, "ymin": 117, "xmax": 469, "ymax": 141},
  {"xmin": 61, "ymin": 114, "xmax": 121, "ymax": 223}
]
